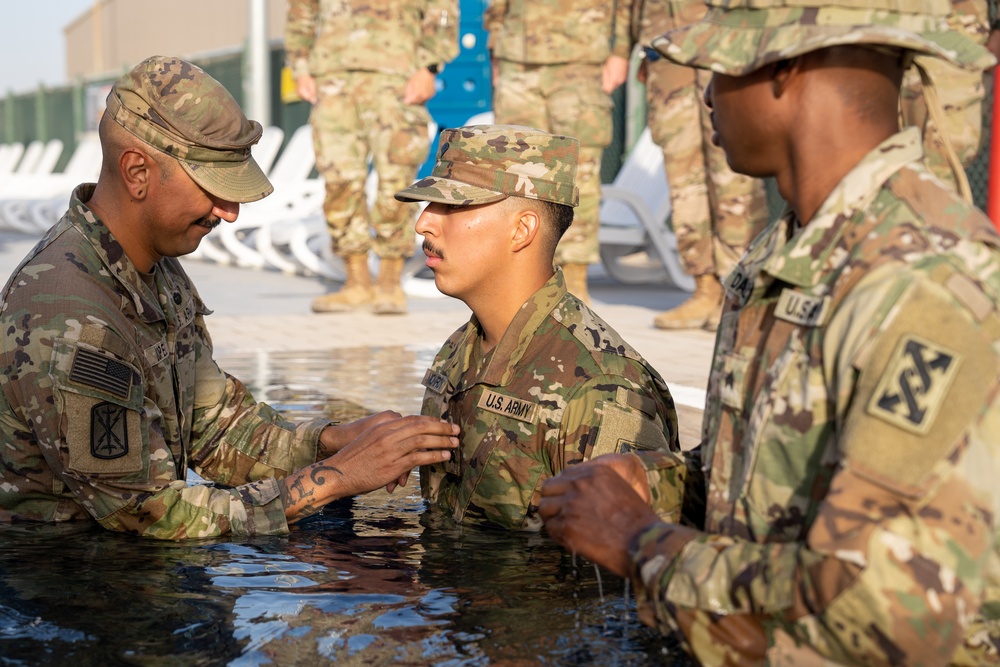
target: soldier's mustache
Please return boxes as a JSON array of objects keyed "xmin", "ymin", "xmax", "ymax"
[
  {"xmin": 423, "ymin": 241, "xmax": 442, "ymax": 259},
  {"xmin": 197, "ymin": 216, "xmax": 222, "ymax": 230}
]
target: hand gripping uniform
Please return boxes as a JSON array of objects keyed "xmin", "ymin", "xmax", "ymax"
[
  {"xmin": 420, "ymin": 269, "xmax": 681, "ymax": 531},
  {"xmin": 0, "ymin": 187, "xmax": 331, "ymax": 539},
  {"xmin": 485, "ymin": 0, "xmax": 632, "ymax": 266},
  {"xmin": 284, "ymin": 0, "xmax": 459, "ymax": 259},
  {"xmin": 621, "ymin": 2, "xmax": 1000, "ymax": 664},
  {"xmin": 630, "ymin": 0, "xmax": 768, "ymax": 281}
]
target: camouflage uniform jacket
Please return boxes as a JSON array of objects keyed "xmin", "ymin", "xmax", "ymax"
[
  {"xmin": 485, "ymin": 0, "xmax": 632, "ymax": 65},
  {"xmin": 0, "ymin": 186, "xmax": 332, "ymax": 539},
  {"xmin": 628, "ymin": 128, "xmax": 1000, "ymax": 665},
  {"xmin": 420, "ymin": 270, "xmax": 679, "ymax": 531},
  {"xmin": 285, "ymin": 0, "xmax": 459, "ymax": 79}
]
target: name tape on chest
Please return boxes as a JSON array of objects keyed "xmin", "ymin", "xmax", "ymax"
[
  {"xmin": 422, "ymin": 369, "xmax": 449, "ymax": 394},
  {"xmin": 867, "ymin": 335, "xmax": 961, "ymax": 435},
  {"xmin": 144, "ymin": 341, "xmax": 170, "ymax": 366},
  {"xmin": 774, "ymin": 289, "xmax": 830, "ymax": 327},
  {"xmin": 477, "ymin": 389, "xmax": 538, "ymax": 424}
]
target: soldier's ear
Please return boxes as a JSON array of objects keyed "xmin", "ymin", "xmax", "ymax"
[
  {"xmin": 510, "ymin": 208, "xmax": 541, "ymax": 253},
  {"xmin": 120, "ymin": 148, "xmax": 152, "ymax": 201},
  {"xmin": 771, "ymin": 57, "xmax": 799, "ymax": 98}
]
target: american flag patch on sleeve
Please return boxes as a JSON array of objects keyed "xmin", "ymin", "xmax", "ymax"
[{"xmin": 70, "ymin": 348, "xmax": 134, "ymax": 399}]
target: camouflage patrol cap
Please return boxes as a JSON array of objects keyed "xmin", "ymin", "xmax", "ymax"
[
  {"xmin": 651, "ymin": 0, "xmax": 996, "ymax": 76},
  {"xmin": 105, "ymin": 56, "xmax": 273, "ymax": 203},
  {"xmin": 395, "ymin": 125, "xmax": 580, "ymax": 207}
]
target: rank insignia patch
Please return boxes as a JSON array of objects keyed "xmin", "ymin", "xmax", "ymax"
[
  {"xmin": 91, "ymin": 401, "xmax": 129, "ymax": 459},
  {"xmin": 868, "ymin": 335, "xmax": 961, "ymax": 435}
]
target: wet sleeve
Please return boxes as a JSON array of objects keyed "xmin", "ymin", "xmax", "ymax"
[
  {"xmin": 626, "ymin": 275, "xmax": 1000, "ymax": 665},
  {"xmin": 8, "ymin": 318, "xmax": 302, "ymax": 540},
  {"xmin": 284, "ymin": 0, "xmax": 319, "ymax": 79},
  {"xmin": 186, "ymin": 313, "xmax": 329, "ymax": 487},
  {"xmin": 418, "ymin": 0, "xmax": 460, "ymax": 70}
]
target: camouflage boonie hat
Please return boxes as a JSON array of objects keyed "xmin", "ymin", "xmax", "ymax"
[
  {"xmin": 652, "ymin": 0, "xmax": 996, "ymax": 76},
  {"xmin": 106, "ymin": 56, "xmax": 273, "ymax": 203},
  {"xmin": 395, "ymin": 125, "xmax": 580, "ymax": 207}
]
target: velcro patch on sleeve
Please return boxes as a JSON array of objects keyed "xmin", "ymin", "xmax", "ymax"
[
  {"xmin": 866, "ymin": 335, "xmax": 960, "ymax": 435},
  {"xmin": 70, "ymin": 348, "xmax": 134, "ymax": 400}
]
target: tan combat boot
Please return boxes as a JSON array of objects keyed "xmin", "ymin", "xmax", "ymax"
[
  {"xmin": 562, "ymin": 263, "xmax": 591, "ymax": 305},
  {"xmin": 311, "ymin": 254, "xmax": 374, "ymax": 313},
  {"xmin": 654, "ymin": 274, "xmax": 724, "ymax": 330},
  {"xmin": 372, "ymin": 257, "xmax": 407, "ymax": 315}
]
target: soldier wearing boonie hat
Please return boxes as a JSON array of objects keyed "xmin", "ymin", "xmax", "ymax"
[
  {"xmin": 396, "ymin": 125, "xmax": 681, "ymax": 532},
  {"xmin": 539, "ymin": 3, "xmax": 1000, "ymax": 665},
  {"xmin": 106, "ymin": 56, "xmax": 273, "ymax": 203},
  {"xmin": 0, "ymin": 55, "xmax": 460, "ymax": 540}
]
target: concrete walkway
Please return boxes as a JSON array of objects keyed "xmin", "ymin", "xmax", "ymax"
[{"xmin": 0, "ymin": 230, "xmax": 714, "ymax": 448}]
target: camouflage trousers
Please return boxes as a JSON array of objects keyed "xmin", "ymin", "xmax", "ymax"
[
  {"xmin": 900, "ymin": 56, "xmax": 986, "ymax": 195},
  {"xmin": 493, "ymin": 60, "xmax": 613, "ymax": 266},
  {"xmin": 645, "ymin": 59, "xmax": 768, "ymax": 279},
  {"xmin": 310, "ymin": 71, "xmax": 431, "ymax": 259}
]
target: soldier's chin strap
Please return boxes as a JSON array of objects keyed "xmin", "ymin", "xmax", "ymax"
[{"xmin": 915, "ymin": 59, "xmax": 974, "ymax": 204}]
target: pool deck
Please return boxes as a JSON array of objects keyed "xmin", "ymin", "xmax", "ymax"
[{"xmin": 0, "ymin": 230, "xmax": 714, "ymax": 448}]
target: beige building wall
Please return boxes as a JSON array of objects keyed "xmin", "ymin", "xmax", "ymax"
[{"xmin": 64, "ymin": 0, "xmax": 289, "ymax": 82}]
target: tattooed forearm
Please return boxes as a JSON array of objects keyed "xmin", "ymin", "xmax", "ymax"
[
  {"xmin": 286, "ymin": 475, "xmax": 315, "ymax": 504},
  {"xmin": 309, "ymin": 464, "xmax": 345, "ymax": 486},
  {"xmin": 280, "ymin": 463, "xmax": 348, "ymax": 523}
]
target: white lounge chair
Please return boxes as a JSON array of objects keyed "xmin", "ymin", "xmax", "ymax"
[
  {"xmin": 598, "ymin": 128, "xmax": 693, "ymax": 291},
  {"xmin": 203, "ymin": 124, "xmax": 322, "ymax": 268},
  {"xmin": 0, "ymin": 143, "xmax": 25, "ymax": 176},
  {"xmin": 0, "ymin": 136, "xmax": 101, "ymax": 234}
]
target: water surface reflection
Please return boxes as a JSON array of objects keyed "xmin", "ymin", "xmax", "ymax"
[{"xmin": 0, "ymin": 348, "xmax": 692, "ymax": 665}]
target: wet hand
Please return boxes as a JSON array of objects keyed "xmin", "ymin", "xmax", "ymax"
[
  {"xmin": 330, "ymin": 415, "xmax": 459, "ymax": 497},
  {"xmin": 539, "ymin": 461, "xmax": 660, "ymax": 577},
  {"xmin": 318, "ymin": 411, "xmax": 400, "ymax": 458}
]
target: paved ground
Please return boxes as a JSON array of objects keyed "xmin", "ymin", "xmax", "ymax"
[{"xmin": 0, "ymin": 230, "xmax": 714, "ymax": 448}]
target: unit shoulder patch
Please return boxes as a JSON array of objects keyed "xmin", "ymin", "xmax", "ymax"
[
  {"xmin": 867, "ymin": 334, "xmax": 961, "ymax": 435},
  {"xmin": 91, "ymin": 401, "xmax": 129, "ymax": 459}
]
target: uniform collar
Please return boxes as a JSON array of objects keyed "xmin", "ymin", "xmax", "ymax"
[
  {"xmin": 764, "ymin": 127, "xmax": 924, "ymax": 289},
  {"xmin": 65, "ymin": 184, "xmax": 165, "ymax": 323}
]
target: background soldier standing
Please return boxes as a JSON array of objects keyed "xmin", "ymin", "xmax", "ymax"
[
  {"xmin": 633, "ymin": 0, "xmax": 770, "ymax": 331},
  {"xmin": 285, "ymin": 0, "xmax": 459, "ymax": 315},
  {"xmin": 539, "ymin": 1, "xmax": 1000, "ymax": 663},
  {"xmin": 485, "ymin": 0, "xmax": 632, "ymax": 304}
]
